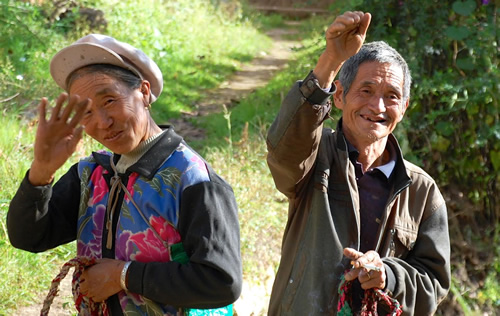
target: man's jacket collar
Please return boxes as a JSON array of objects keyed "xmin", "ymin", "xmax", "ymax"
[{"xmin": 334, "ymin": 118, "xmax": 412, "ymax": 193}]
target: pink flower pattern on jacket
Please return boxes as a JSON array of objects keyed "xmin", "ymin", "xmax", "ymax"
[
  {"xmin": 77, "ymin": 144, "xmax": 211, "ymax": 315},
  {"xmin": 124, "ymin": 172, "xmax": 139, "ymax": 203},
  {"xmin": 129, "ymin": 216, "xmax": 181, "ymax": 263},
  {"xmin": 89, "ymin": 166, "xmax": 109, "ymax": 206}
]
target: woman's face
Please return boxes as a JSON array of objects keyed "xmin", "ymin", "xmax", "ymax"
[{"xmin": 69, "ymin": 72, "xmax": 152, "ymax": 154}]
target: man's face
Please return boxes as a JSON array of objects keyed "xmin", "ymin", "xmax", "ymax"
[{"xmin": 334, "ymin": 61, "xmax": 408, "ymax": 148}]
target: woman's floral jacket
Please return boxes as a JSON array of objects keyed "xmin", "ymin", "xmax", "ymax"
[{"xmin": 8, "ymin": 127, "xmax": 242, "ymax": 315}]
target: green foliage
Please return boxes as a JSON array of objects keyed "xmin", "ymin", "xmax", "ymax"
[
  {"xmin": 0, "ymin": 0, "xmax": 64, "ymax": 103},
  {"xmin": 92, "ymin": 0, "xmax": 270, "ymax": 121},
  {"xmin": 0, "ymin": 0, "xmax": 270, "ymax": 121},
  {"xmin": 0, "ymin": 0, "xmax": 270, "ymax": 312},
  {"xmin": 196, "ymin": 23, "xmax": 333, "ymax": 147},
  {"xmin": 202, "ymin": 139, "xmax": 286, "ymax": 284},
  {"xmin": 350, "ymin": 0, "xmax": 499, "ymax": 216}
]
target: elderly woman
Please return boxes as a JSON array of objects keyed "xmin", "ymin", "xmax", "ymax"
[{"xmin": 7, "ymin": 34, "xmax": 241, "ymax": 315}]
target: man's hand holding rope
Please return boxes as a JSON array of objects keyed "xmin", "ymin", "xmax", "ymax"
[{"xmin": 343, "ymin": 248, "xmax": 386, "ymax": 290}]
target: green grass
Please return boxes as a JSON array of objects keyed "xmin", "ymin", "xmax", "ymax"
[
  {"xmin": 0, "ymin": 0, "xmax": 272, "ymax": 313},
  {"xmin": 202, "ymin": 139, "xmax": 287, "ymax": 284},
  {"xmin": 1, "ymin": 1, "xmax": 499, "ymax": 314}
]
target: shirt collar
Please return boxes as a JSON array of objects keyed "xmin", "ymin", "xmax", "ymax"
[{"xmin": 344, "ymin": 134, "xmax": 397, "ymax": 179}]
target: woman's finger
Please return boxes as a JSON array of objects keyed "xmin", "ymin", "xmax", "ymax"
[
  {"xmin": 59, "ymin": 94, "xmax": 78, "ymax": 123},
  {"xmin": 37, "ymin": 97, "xmax": 48, "ymax": 126},
  {"xmin": 68, "ymin": 97, "xmax": 90, "ymax": 128},
  {"xmin": 49, "ymin": 93, "xmax": 68, "ymax": 122}
]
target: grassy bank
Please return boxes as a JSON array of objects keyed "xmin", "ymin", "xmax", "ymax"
[{"xmin": 0, "ymin": 0, "xmax": 271, "ymax": 313}]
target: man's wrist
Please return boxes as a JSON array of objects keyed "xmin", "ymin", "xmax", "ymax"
[
  {"xmin": 299, "ymin": 70, "xmax": 335, "ymax": 105},
  {"xmin": 313, "ymin": 50, "xmax": 344, "ymax": 88}
]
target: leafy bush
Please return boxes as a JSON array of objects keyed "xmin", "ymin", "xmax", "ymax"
[{"xmin": 346, "ymin": 1, "xmax": 499, "ymax": 312}]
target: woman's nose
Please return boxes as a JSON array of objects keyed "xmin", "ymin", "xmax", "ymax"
[{"xmin": 95, "ymin": 109, "xmax": 113, "ymax": 129}]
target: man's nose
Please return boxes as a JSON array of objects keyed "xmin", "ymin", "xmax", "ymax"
[{"xmin": 369, "ymin": 95, "xmax": 386, "ymax": 113}]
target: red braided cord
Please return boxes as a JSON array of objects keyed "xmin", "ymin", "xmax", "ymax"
[
  {"xmin": 337, "ymin": 270, "xmax": 403, "ymax": 316},
  {"xmin": 40, "ymin": 257, "xmax": 109, "ymax": 316}
]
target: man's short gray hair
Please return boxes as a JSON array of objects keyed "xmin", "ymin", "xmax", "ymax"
[{"xmin": 338, "ymin": 41, "xmax": 412, "ymax": 103}]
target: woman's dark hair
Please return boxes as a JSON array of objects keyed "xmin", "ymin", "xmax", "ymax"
[{"xmin": 66, "ymin": 64, "xmax": 142, "ymax": 91}]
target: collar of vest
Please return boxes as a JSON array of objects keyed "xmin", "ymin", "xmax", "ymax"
[{"xmin": 91, "ymin": 125, "xmax": 183, "ymax": 180}]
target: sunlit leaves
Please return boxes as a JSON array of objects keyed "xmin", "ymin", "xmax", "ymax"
[
  {"xmin": 445, "ymin": 25, "xmax": 472, "ymax": 40},
  {"xmin": 452, "ymin": 0, "xmax": 477, "ymax": 16}
]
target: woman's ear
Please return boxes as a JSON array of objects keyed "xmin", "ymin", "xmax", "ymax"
[
  {"xmin": 333, "ymin": 80, "xmax": 345, "ymax": 110},
  {"xmin": 140, "ymin": 80, "xmax": 151, "ymax": 105}
]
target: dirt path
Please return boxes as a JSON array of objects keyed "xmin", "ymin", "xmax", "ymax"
[
  {"xmin": 15, "ymin": 23, "xmax": 301, "ymax": 316},
  {"xmin": 167, "ymin": 22, "xmax": 301, "ymax": 142}
]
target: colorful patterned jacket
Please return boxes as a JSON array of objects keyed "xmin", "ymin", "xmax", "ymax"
[{"xmin": 8, "ymin": 127, "xmax": 242, "ymax": 315}]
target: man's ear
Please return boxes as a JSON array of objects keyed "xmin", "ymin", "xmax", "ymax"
[
  {"xmin": 140, "ymin": 80, "xmax": 151, "ymax": 105},
  {"xmin": 333, "ymin": 80, "xmax": 345, "ymax": 110}
]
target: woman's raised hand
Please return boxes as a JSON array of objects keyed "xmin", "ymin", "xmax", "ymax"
[{"xmin": 29, "ymin": 93, "xmax": 90, "ymax": 185}]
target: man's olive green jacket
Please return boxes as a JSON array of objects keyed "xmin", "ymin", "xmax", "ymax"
[{"xmin": 266, "ymin": 79, "xmax": 450, "ymax": 315}]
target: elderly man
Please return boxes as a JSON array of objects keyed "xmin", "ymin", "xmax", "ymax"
[
  {"xmin": 266, "ymin": 11, "xmax": 450, "ymax": 315},
  {"xmin": 8, "ymin": 34, "xmax": 241, "ymax": 315}
]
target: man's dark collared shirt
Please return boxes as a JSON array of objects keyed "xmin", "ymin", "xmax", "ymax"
[{"xmin": 346, "ymin": 139, "xmax": 397, "ymax": 253}]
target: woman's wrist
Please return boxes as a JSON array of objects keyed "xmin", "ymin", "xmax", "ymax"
[
  {"xmin": 120, "ymin": 261, "xmax": 131, "ymax": 291},
  {"xmin": 28, "ymin": 161, "xmax": 55, "ymax": 186}
]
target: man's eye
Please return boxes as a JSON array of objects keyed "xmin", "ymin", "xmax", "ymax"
[{"xmin": 387, "ymin": 93, "xmax": 400, "ymax": 100}]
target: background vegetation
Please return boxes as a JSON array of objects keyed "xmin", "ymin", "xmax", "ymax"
[
  {"xmin": 0, "ymin": 0, "xmax": 498, "ymax": 315},
  {"xmin": 0, "ymin": 0, "xmax": 271, "ymax": 313}
]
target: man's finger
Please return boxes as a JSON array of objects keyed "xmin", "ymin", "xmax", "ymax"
[
  {"xmin": 358, "ymin": 12, "xmax": 372, "ymax": 37},
  {"xmin": 344, "ymin": 268, "xmax": 360, "ymax": 281},
  {"xmin": 343, "ymin": 247, "xmax": 363, "ymax": 260}
]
